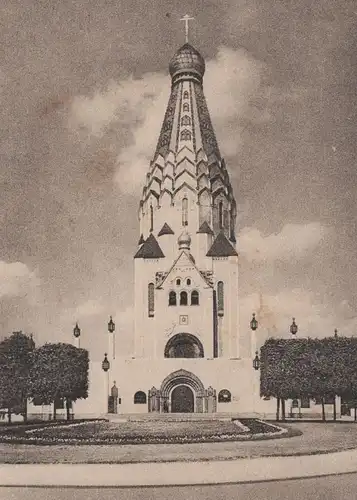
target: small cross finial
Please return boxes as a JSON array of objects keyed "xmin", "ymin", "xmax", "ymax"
[{"xmin": 180, "ymin": 14, "xmax": 194, "ymax": 43}]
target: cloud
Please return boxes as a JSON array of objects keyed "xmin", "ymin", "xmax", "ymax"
[
  {"xmin": 239, "ymin": 222, "xmax": 328, "ymax": 262},
  {"xmin": 240, "ymin": 289, "xmax": 357, "ymax": 347},
  {"xmin": 0, "ymin": 261, "xmax": 39, "ymax": 299},
  {"xmin": 68, "ymin": 46, "xmax": 266, "ymax": 195}
]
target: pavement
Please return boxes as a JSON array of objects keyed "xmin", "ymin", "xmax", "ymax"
[{"xmin": 1, "ymin": 448, "xmax": 357, "ymax": 487}]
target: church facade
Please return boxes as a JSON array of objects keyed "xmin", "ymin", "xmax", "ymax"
[{"xmin": 101, "ymin": 42, "xmax": 262, "ymax": 415}]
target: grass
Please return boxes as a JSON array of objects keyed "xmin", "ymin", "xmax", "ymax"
[{"xmin": 0, "ymin": 419, "xmax": 287, "ymax": 445}]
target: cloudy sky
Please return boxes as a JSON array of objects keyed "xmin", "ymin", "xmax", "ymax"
[{"xmin": 1, "ymin": 0, "xmax": 356, "ymax": 359}]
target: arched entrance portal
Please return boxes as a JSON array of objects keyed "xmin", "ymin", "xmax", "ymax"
[
  {"xmin": 171, "ymin": 385, "xmax": 194, "ymax": 413},
  {"xmin": 160, "ymin": 369, "xmax": 205, "ymax": 413}
]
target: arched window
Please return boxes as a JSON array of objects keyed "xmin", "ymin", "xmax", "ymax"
[
  {"xmin": 191, "ymin": 290, "xmax": 199, "ymax": 305},
  {"xmin": 219, "ymin": 201, "xmax": 223, "ymax": 228},
  {"xmin": 176, "ymin": 278, "xmax": 181, "ymax": 286},
  {"xmin": 164, "ymin": 333, "xmax": 204, "ymax": 358},
  {"xmin": 218, "ymin": 389, "xmax": 231, "ymax": 403},
  {"xmin": 186, "ymin": 278, "xmax": 191, "ymax": 286},
  {"xmin": 182, "ymin": 197, "xmax": 188, "ymax": 226},
  {"xmin": 181, "ymin": 115, "xmax": 191, "ymax": 126},
  {"xmin": 183, "ymin": 103, "xmax": 189, "ymax": 112},
  {"xmin": 183, "ymin": 90, "xmax": 189, "ymax": 99},
  {"xmin": 180, "ymin": 291, "xmax": 188, "ymax": 306},
  {"xmin": 169, "ymin": 291, "xmax": 177, "ymax": 306},
  {"xmin": 148, "ymin": 283, "xmax": 154, "ymax": 317},
  {"xmin": 217, "ymin": 281, "xmax": 224, "ymax": 316},
  {"xmin": 180, "ymin": 130, "xmax": 191, "ymax": 141},
  {"xmin": 150, "ymin": 204, "xmax": 153, "ymax": 232},
  {"xmin": 134, "ymin": 391, "xmax": 147, "ymax": 404}
]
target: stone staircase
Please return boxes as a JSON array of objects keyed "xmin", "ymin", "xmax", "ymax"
[{"xmin": 107, "ymin": 412, "xmax": 261, "ymax": 423}]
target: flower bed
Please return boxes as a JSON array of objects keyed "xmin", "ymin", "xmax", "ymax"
[{"xmin": 0, "ymin": 418, "xmax": 289, "ymax": 446}]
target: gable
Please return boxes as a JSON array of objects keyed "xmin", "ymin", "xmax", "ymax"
[
  {"xmin": 156, "ymin": 250, "xmax": 213, "ymax": 288},
  {"xmin": 206, "ymin": 231, "xmax": 238, "ymax": 257},
  {"xmin": 134, "ymin": 233, "xmax": 165, "ymax": 259}
]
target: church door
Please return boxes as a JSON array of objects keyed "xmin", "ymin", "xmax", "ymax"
[{"xmin": 171, "ymin": 385, "xmax": 194, "ymax": 413}]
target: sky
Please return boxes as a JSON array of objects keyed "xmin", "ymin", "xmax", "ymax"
[{"xmin": 1, "ymin": 0, "xmax": 356, "ymax": 360}]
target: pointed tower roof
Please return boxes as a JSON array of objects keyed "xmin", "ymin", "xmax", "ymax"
[
  {"xmin": 158, "ymin": 222, "xmax": 175, "ymax": 236},
  {"xmin": 138, "ymin": 234, "xmax": 145, "ymax": 245},
  {"xmin": 134, "ymin": 233, "xmax": 165, "ymax": 259},
  {"xmin": 206, "ymin": 231, "xmax": 238, "ymax": 257},
  {"xmin": 197, "ymin": 221, "xmax": 214, "ymax": 235}
]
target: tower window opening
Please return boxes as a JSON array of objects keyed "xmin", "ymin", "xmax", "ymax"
[
  {"xmin": 217, "ymin": 281, "xmax": 224, "ymax": 316},
  {"xmin": 150, "ymin": 204, "xmax": 154, "ymax": 232},
  {"xmin": 183, "ymin": 90, "xmax": 189, "ymax": 99},
  {"xmin": 219, "ymin": 201, "xmax": 223, "ymax": 229},
  {"xmin": 176, "ymin": 278, "xmax": 181, "ymax": 286},
  {"xmin": 186, "ymin": 278, "xmax": 191, "ymax": 286},
  {"xmin": 182, "ymin": 197, "xmax": 188, "ymax": 226},
  {"xmin": 181, "ymin": 115, "xmax": 191, "ymax": 126},
  {"xmin": 180, "ymin": 291, "xmax": 188, "ymax": 306},
  {"xmin": 148, "ymin": 283, "xmax": 154, "ymax": 317},
  {"xmin": 183, "ymin": 103, "xmax": 189, "ymax": 112},
  {"xmin": 191, "ymin": 290, "xmax": 199, "ymax": 306},
  {"xmin": 169, "ymin": 291, "xmax": 177, "ymax": 306},
  {"xmin": 180, "ymin": 130, "xmax": 191, "ymax": 141}
]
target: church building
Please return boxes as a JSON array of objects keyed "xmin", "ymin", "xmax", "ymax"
[{"xmin": 94, "ymin": 41, "xmax": 263, "ymax": 415}]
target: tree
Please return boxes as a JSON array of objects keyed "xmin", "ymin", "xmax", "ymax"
[
  {"xmin": 29, "ymin": 343, "xmax": 89, "ymax": 420},
  {"xmin": 0, "ymin": 331, "xmax": 35, "ymax": 423}
]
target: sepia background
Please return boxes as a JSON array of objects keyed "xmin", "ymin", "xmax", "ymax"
[{"xmin": 1, "ymin": 0, "xmax": 356, "ymax": 359}]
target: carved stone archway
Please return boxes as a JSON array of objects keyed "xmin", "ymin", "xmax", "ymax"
[
  {"xmin": 160, "ymin": 369, "xmax": 206, "ymax": 413},
  {"xmin": 164, "ymin": 333, "xmax": 204, "ymax": 358}
]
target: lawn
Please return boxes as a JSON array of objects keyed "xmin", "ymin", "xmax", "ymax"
[{"xmin": 0, "ymin": 418, "xmax": 287, "ymax": 445}]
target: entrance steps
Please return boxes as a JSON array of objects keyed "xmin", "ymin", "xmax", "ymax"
[{"xmin": 107, "ymin": 412, "xmax": 261, "ymax": 423}]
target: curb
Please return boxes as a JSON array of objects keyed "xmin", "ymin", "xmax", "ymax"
[{"xmin": 1, "ymin": 449, "xmax": 357, "ymax": 487}]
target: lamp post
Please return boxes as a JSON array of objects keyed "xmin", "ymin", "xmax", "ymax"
[
  {"xmin": 334, "ymin": 328, "xmax": 338, "ymax": 338},
  {"xmin": 73, "ymin": 322, "xmax": 81, "ymax": 348},
  {"xmin": 102, "ymin": 353, "xmax": 110, "ymax": 414},
  {"xmin": 250, "ymin": 312, "xmax": 258, "ymax": 358},
  {"xmin": 290, "ymin": 317, "xmax": 298, "ymax": 336},
  {"xmin": 253, "ymin": 351, "xmax": 260, "ymax": 371},
  {"xmin": 108, "ymin": 316, "xmax": 116, "ymax": 360}
]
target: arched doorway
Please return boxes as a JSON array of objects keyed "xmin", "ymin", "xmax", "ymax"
[
  {"xmin": 160, "ymin": 369, "xmax": 205, "ymax": 413},
  {"xmin": 171, "ymin": 385, "xmax": 194, "ymax": 413}
]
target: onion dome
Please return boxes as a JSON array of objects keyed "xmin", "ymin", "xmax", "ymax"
[
  {"xmin": 178, "ymin": 230, "xmax": 191, "ymax": 250},
  {"xmin": 169, "ymin": 43, "xmax": 205, "ymax": 84}
]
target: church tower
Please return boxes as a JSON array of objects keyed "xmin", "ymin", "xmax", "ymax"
[{"xmin": 109, "ymin": 37, "xmax": 257, "ymax": 415}]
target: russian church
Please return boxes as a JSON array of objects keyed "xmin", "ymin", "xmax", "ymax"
[{"xmin": 76, "ymin": 39, "xmax": 268, "ymax": 417}]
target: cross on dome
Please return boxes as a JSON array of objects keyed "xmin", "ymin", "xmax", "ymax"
[{"xmin": 180, "ymin": 14, "xmax": 194, "ymax": 43}]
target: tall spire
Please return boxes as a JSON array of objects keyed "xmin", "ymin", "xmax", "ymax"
[
  {"xmin": 138, "ymin": 39, "xmax": 237, "ymax": 243},
  {"xmin": 180, "ymin": 14, "xmax": 194, "ymax": 44}
]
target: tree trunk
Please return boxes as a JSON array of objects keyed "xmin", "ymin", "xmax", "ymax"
[
  {"xmin": 333, "ymin": 398, "xmax": 336, "ymax": 421},
  {"xmin": 276, "ymin": 397, "xmax": 280, "ymax": 421},
  {"xmin": 23, "ymin": 398, "xmax": 28, "ymax": 423},
  {"xmin": 66, "ymin": 399, "xmax": 71, "ymax": 421},
  {"xmin": 354, "ymin": 407, "xmax": 357, "ymax": 422},
  {"xmin": 53, "ymin": 402, "xmax": 57, "ymax": 421},
  {"xmin": 7, "ymin": 408, "xmax": 11, "ymax": 424},
  {"xmin": 321, "ymin": 398, "xmax": 326, "ymax": 422},
  {"xmin": 281, "ymin": 399, "xmax": 286, "ymax": 421}
]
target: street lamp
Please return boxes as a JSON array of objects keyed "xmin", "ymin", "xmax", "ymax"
[
  {"xmin": 102, "ymin": 353, "xmax": 110, "ymax": 414},
  {"xmin": 250, "ymin": 313, "xmax": 258, "ymax": 331},
  {"xmin": 253, "ymin": 351, "xmax": 261, "ymax": 371},
  {"xmin": 108, "ymin": 316, "xmax": 116, "ymax": 360},
  {"xmin": 290, "ymin": 318, "xmax": 298, "ymax": 336},
  {"xmin": 73, "ymin": 322, "xmax": 81, "ymax": 348}
]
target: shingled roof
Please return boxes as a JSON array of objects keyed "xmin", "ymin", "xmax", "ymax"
[
  {"xmin": 134, "ymin": 233, "xmax": 165, "ymax": 259},
  {"xmin": 197, "ymin": 221, "xmax": 214, "ymax": 235},
  {"xmin": 158, "ymin": 222, "xmax": 175, "ymax": 236},
  {"xmin": 206, "ymin": 231, "xmax": 238, "ymax": 257}
]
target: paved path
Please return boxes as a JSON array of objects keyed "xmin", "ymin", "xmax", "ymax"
[
  {"xmin": 2, "ymin": 474, "xmax": 357, "ymax": 500},
  {"xmin": 1, "ymin": 448, "xmax": 357, "ymax": 487}
]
